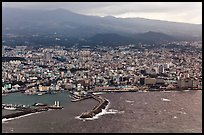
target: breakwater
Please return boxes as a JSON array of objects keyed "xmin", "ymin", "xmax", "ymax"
[
  {"xmin": 70, "ymin": 95, "xmax": 92, "ymax": 102},
  {"xmin": 2, "ymin": 107, "xmax": 48, "ymax": 119},
  {"xmin": 2, "ymin": 101, "xmax": 63, "ymax": 120},
  {"xmin": 79, "ymin": 94, "xmax": 109, "ymax": 119}
]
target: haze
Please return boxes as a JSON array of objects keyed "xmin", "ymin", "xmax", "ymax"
[{"xmin": 2, "ymin": 2, "xmax": 202, "ymax": 24}]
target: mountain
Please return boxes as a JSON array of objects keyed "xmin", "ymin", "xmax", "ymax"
[
  {"xmin": 2, "ymin": 8, "xmax": 121, "ymax": 38},
  {"xmin": 133, "ymin": 31, "xmax": 178, "ymax": 42},
  {"xmin": 85, "ymin": 31, "xmax": 179, "ymax": 46},
  {"xmin": 2, "ymin": 7, "xmax": 202, "ymax": 46},
  {"xmin": 87, "ymin": 33, "xmax": 135, "ymax": 45}
]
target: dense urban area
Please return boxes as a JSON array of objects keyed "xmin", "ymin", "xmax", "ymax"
[{"xmin": 2, "ymin": 40, "xmax": 202, "ymax": 96}]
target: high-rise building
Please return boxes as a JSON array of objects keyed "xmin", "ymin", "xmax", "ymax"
[
  {"xmin": 15, "ymin": 46, "xmax": 27, "ymax": 51},
  {"xmin": 145, "ymin": 78, "xmax": 156, "ymax": 85},
  {"xmin": 139, "ymin": 77, "xmax": 145, "ymax": 85},
  {"xmin": 2, "ymin": 46, "xmax": 5, "ymax": 56},
  {"xmin": 158, "ymin": 65, "xmax": 164, "ymax": 74},
  {"xmin": 177, "ymin": 79, "xmax": 198, "ymax": 88},
  {"xmin": 164, "ymin": 63, "xmax": 170, "ymax": 69},
  {"xmin": 44, "ymin": 52, "xmax": 52, "ymax": 61}
]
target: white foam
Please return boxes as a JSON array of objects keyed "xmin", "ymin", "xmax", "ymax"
[
  {"xmin": 183, "ymin": 90, "xmax": 190, "ymax": 92},
  {"xmin": 161, "ymin": 98, "xmax": 171, "ymax": 102},
  {"xmin": 138, "ymin": 90, "xmax": 148, "ymax": 93},
  {"xmin": 75, "ymin": 100, "xmax": 124, "ymax": 121},
  {"xmin": 126, "ymin": 100, "xmax": 134, "ymax": 103},
  {"xmin": 163, "ymin": 91, "xmax": 179, "ymax": 93},
  {"xmin": 92, "ymin": 92, "xmax": 105, "ymax": 95},
  {"xmin": 173, "ymin": 116, "xmax": 177, "ymax": 119},
  {"xmin": 175, "ymin": 110, "xmax": 187, "ymax": 114}
]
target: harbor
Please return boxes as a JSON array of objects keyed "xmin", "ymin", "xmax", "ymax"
[
  {"xmin": 2, "ymin": 101, "xmax": 63, "ymax": 120},
  {"xmin": 3, "ymin": 87, "xmax": 201, "ymax": 122},
  {"xmin": 2, "ymin": 91, "xmax": 202, "ymax": 133},
  {"xmin": 2, "ymin": 92, "xmax": 67, "ymax": 121}
]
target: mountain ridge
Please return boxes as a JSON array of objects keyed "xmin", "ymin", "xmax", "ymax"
[{"xmin": 2, "ymin": 7, "xmax": 202, "ymax": 47}]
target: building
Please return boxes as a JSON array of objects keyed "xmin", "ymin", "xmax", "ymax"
[
  {"xmin": 177, "ymin": 79, "xmax": 198, "ymax": 88},
  {"xmin": 145, "ymin": 78, "xmax": 156, "ymax": 85},
  {"xmin": 156, "ymin": 78, "xmax": 165, "ymax": 84},
  {"xmin": 140, "ymin": 69, "xmax": 146, "ymax": 75},
  {"xmin": 139, "ymin": 77, "xmax": 145, "ymax": 85},
  {"xmin": 15, "ymin": 46, "xmax": 27, "ymax": 51},
  {"xmin": 44, "ymin": 52, "xmax": 52, "ymax": 61},
  {"xmin": 158, "ymin": 65, "xmax": 164, "ymax": 74},
  {"xmin": 2, "ymin": 46, "xmax": 5, "ymax": 56},
  {"xmin": 38, "ymin": 85, "xmax": 49, "ymax": 92},
  {"xmin": 164, "ymin": 63, "xmax": 170, "ymax": 69}
]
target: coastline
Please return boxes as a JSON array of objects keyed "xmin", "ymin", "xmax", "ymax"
[{"xmin": 2, "ymin": 91, "xmax": 202, "ymax": 133}]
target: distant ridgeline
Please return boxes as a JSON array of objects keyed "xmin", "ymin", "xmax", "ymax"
[{"xmin": 2, "ymin": 57, "xmax": 26, "ymax": 62}]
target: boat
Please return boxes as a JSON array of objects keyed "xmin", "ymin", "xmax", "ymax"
[
  {"xmin": 38, "ymin": 93, "xmax": 43, "ymax": 96},
  {"xmin": 37, "ymin": 92, "xmax": 46, "ymax": 96},
  {"xmin": 37, "ymin": 106, "xmax": 49, "ymax": 111},
  {"xmin": 48, "ymin": 101, "xmax": 63, "ymax": 109},
  {"xmin": 4, "ymin": 106, "xmax": 16, "ymax": 111},
  {"xmin": 32, "ymin": 103, "xmax": 48, "ymax": 107}
]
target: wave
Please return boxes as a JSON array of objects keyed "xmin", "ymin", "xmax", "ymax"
[
  {"xmin": 161, "ymin": 98, "xmax": 171, "ymax": 102},
  {"xmin": 126, "ymin": 100, "xmax": 134, "ymax": 103},
  {"xmin": 163, "ymin": 91, "xmax": 179, "ymax": 93}
]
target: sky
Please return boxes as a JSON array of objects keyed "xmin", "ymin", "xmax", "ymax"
[{"xmin": 2, "ymin": 2, "xmax": 202, "ymax": 24}]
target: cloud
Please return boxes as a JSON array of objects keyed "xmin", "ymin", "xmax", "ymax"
[{"xmin": 2, "ymin": 2, "xmax": 202, "ymax": 24}]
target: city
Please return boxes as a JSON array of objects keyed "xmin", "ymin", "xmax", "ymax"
[{"xmin": 2, "ymin": 41, "xmax": 202, "ymax": 96}]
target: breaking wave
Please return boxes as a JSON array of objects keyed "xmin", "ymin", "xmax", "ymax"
[{"xmin": 75, "ymin": 100, "xmax": 124, "ymax": 121}]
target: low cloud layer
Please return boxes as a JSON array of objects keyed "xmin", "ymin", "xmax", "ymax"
[{"xmin": 3, "ymin": 2, "xmax": 202, "ymax": 24}]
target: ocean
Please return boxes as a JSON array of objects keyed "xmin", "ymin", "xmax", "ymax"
[{"xmin": 2, "ymin": 90, "xmax": 202, "ymax": 133}]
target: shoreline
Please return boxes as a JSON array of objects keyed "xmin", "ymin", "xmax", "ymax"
[
  {"xmin": 2, "ymin": 90, "xmax": 201, "ymax": 122},
  {"xmin": 88, "ymin": 88, "xmax": 202, "ymax": 93},
  {"xmin": 2, "ymin": 91, "xmax": 202, "ymax": 133}
]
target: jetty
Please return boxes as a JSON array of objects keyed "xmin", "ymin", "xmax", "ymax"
[
  {"xmin": 2, "ymin": 101, "xmax": 63, "ymax": 120},
  {"xmin": 79, "ymin": 94, "xmax": 109, "ymax": 118},
  {"xmin": 70, "ymin": 94, "xmax": 92, "ymax": 102},
  {"xmin": 2, "ymin": 107, "xmax": 48, "ymax": 119},
  {"xmin": 2, "ymin": 104, "xmax": 30, "ymax": 111}
]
